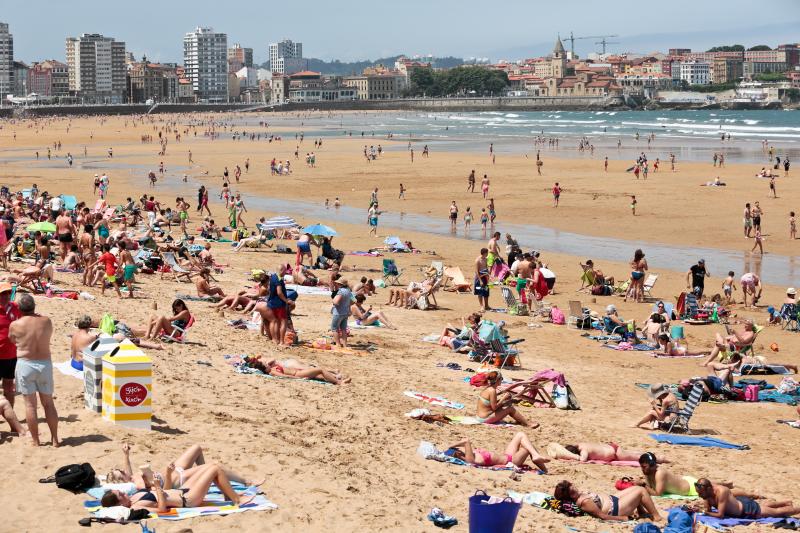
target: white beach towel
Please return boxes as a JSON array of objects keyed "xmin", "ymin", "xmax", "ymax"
[{"xmin": 54, "ymin": 359, "xmax": 83, "ymax": 380}]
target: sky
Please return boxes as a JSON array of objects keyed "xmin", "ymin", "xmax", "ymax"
[{"xmin": 4, "ymin": 0, "xmax": 800, "ymax": 64}]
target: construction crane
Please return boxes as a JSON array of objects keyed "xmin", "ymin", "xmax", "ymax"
[
  {"xmin": 595, "ymin": 37, "xmax": 620, "ymax": 55},
  {"xmin": 562, "ymin": 32, "xmax": 620, "ymax": 57}
]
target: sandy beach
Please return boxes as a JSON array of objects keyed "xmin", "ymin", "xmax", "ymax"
[{"xmin": 0, "ymin": 111, "xmax": 799, "ymax": 532}]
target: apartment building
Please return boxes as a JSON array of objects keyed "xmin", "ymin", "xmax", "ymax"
[
  {"xmin": 65, "ymin": 33, "xmax": 127, "ymax": 103},
  {"xmin": 28, "ymin": 60, "xmax": 69, "ymax": 97},
  {"xmin": 183, "ymin": 27, "xmax": 228, "ymax": 102},
  {"xmin": 0, "ymin": 22, "xmax": 13, "ymax": 100}
]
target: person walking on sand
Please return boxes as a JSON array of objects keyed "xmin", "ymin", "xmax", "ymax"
[
  {"xmin": 553, "ymin": 182, "xmax": 561, "ymax": 207},
  {"xmin": 631, "ymin": 195, "xmax": 637, "ymax": 216},
  {"xmin": 790, "ymin": 211, "xmax": 796, "ymax": 240},
  {"xmin": 751, "ymin": 228, "xmax": 764, "ymax": 255},
  {"xmin": 399, "ymin": 183, "xmax": 405, "ymax": 200},
  {"xmin": 368, "ymin": 204, "xmax": 380, "ymax": 237},
  {"xmin": 769, "ymin": 177, "xmax": 777, "ymax": 198},
  {"xmin": 604, "ymin": 157, "xmax": 608, "ymax": 172},
  {"xmin": 752, "ymin": 201, "xmax": 763, "ymax": 233},
  {"xmin": 743, "ymin": 203, "xmax": 752, "ymax": 238},
  {"xmin": 481, "ymin": 174, "xmax": 490, "ymax": 199},
  {"xmin": 9, "ymin": 294, "xmax": 58, "ymax": 447},
  {"xmin": 449, "ymin": 201, "xmax": 458, "ymax": 232},
  {"xmin": 467, "ymin": 170, "xmax": 475, "ymax": 192}
]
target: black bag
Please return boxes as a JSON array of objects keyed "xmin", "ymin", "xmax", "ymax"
[
  {"xmin": 55, "ymin": 463, "xmax": 96, "ymax": 493},
  {"xmin": 576, "ymin": 315, "xmax": 592, "ymax": 330}
]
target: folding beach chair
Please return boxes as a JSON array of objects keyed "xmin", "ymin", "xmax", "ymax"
[
  {"xmin": 443, "ymin": 266, "xmax": 471, "ymax": 293},
  {"xmin": 160, "ymin": 252, "xmax": 194, "ymax": 283},
  {"xmin": 579, "ymin": 264, "xmax": 596, "ymax": 291},
  {"xmin": 500, "ymin": 377, "xmax": 555, "ymax": 408},
  {"xmin": 780, "ymin": 303, "xmax": 799, "ymax": 332},
  {"xmin": 382, "ymin": 259, "xmax": 403, "ymax": 286},
  {"xmin": 161, "ymin": 315, "xmax": 195, "ymax": 343},
  {"xmin": 501, "ymin": 286, "xmax": 528, "ymax": 316},
  {"xmin": 529, "ymin": 295, "xmax": 552, "ymax": 318},
  {"xmin": 488, "ymin": 337, "xmax": 523, "ymax": 369},
  {"xmin": 567, "ymin": 300, "xmax": 584, "ymax": 329},
  {"xmin": 614, "ymin": 279, "xmax": 630, "ymax": 296},
  {"xmin": 664, "ymin": 382, "xmax": 703, "ymax": 433},
  {"xmin": 642, "ymin": 273, "xmax": 659, "ymax": 299},
  {"xmin": 410, "ymin": 277, "xmax": 441, "ymax": 310},
  {"xmin": 429, "ymin": 261, "xmax": 444, "ymax": 279}
]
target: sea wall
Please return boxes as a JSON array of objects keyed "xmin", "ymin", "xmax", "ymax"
[{"xmin": 2, "ymin": 103, "xmax": 259, "ymax": 118}]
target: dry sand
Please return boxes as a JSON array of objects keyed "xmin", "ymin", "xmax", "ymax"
[{"xmin": 0, "ymin": 112, "xmax": 798, "ymax": 532}]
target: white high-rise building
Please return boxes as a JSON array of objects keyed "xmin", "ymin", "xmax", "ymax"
[
  {"xmin": 184, "ymin": 27, "xmax": 228, "ymax": 102},
  {"xmin": 678, "ymin": 60, "xmax": 711, "ymax": 86},
  {"xmin": 0, "ymin": 22, "xmax": 13, "ymax": 100},
  {"xmin": 65, "ymin": 33, "xmax": 126, "ymax": 103},
  {"xmin": 268, "ymin": 39, "xmax": 305, "ymax": 74}
]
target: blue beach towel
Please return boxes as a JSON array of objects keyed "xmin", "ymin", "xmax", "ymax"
[
  {"xmin": 648, "ymin": 434, "xmax": 749, "ymax": 450},
  {"xmin": 696, "ymin": 515, "xmax": 800, "ymax": 528}
]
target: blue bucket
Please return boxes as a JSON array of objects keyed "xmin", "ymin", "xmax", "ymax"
[
  {"xmin": 670, "ymin": 325, "xmax": 685, "ymax": 339},
  {"xmin": 469, "ymin": 490, "xmax": 521, "ymax": 533}
]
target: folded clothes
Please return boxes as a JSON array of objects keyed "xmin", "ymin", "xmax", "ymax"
[{"xmin": 648, "ymin": 433, "xmax": 749, "ymax": 450}]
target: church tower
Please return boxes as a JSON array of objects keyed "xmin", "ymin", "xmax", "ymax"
[{"xmin": 552, "ymin": 35, "xmax": 567, "ymax": 79}]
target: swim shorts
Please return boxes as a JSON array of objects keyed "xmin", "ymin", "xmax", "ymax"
[
  {"xmin": 123, "ymin": 264, "xmax": 137, "ymax": 281},
  {"xmin": 474, "ymin": 278, "xmax": 489, "ymax": 297},
  {"xmin": 15, "ymin": 358, "xmax": 54, "ymax": 395},
  {"xmin": 331, "ymin": 314, "xmax": 348, "ymax": 332},
  {"xmin": 736, "ymin": 497, "xmax": 760, "ymax": 519},
  {"xmin": 57, "ymin": 233, "xmax": 73, "ymax": 243}
]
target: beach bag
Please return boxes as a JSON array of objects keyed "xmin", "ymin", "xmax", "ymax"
[
  {"xmin": 99, "ymin": 313, "xmax": 115, "ymax": 336},
  {"xmin": 744, "ymin": 384, "xmax": 760, "ymax": 402},
  {"xmin": 550, "ymin": 306, "xmax": 565, "ymax": 325},
  {"xmin": 552, "ymin": 384, "xmax": 569, "ymax": 408},
  {"xmin": 468, "ymin": 490, "xmax": 521, "ymax": 533},
  {"xmin": 566, "ymin": 384, "xmax": 581, "ymax": 410},
  {"xmin": 778, "ymin": 377, "xmax": 799, "ymax": 395},
  {"xmin": 54, "ymin": 463, "xmax": 95, "ymax": 493}
]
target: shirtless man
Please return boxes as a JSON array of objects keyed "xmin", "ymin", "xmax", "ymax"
[
  {"xmin": 548, "ymin": 442, "xmax": 667, "ymax": 464},
  {"xmin": 474, "ymin": 248, "xmax": 490, "ymax": 311},
  {"xmin": 637, "ymin": 453, "xmax": 754, "ymax": 499},
  {"xmin": 118, "ymin": 241, "xmax": 136, "ymax": 299},
  {"xmin": 70, "ymin": 315, "xmax": 98, "ymax": 366},
  {"xmin": 487, "ymin": 232, "xmax": 502, "ymax": 268},
  {"xmin": 9, "ymin": 294, "xmax": 58, "ymax": 447},
  {"xmin": 514, "ymin": 253, "xmax": 533, "ymax": 307},
  {"xmin": 195, "ymin": 268, "xmax": 224, "ymax": 299},
  {"xmin": 54, "ymin": 208, "xmax": 76, "ymax": 261},
  {"xmin": 692, "ymin": 479, "xmax": 800, "ymax": 519}
]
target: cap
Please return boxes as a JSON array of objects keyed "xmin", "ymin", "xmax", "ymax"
[
  {"xmin": 698, "ymin": 259, "xmax": 705, "ymax": 264},
  {"xmin": 648, "ymin": 383, "xmax": 669, "ymax": 399},
  {"xmin": 0, "ymin": 282, "xmax": 13, "ymax": 294}
]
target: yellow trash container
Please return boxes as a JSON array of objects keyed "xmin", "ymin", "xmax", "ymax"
[
  {"xmin": 101, "ymin": 339, "xmax": 152, "ymax": 430},
  {"xmin": 83, "ymin": 335, "xmax": 119, "ymax": 413}
]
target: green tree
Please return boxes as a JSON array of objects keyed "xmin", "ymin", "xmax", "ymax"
[
  {"xmin": 747, "ymin": 45, "xmax": 772, "ymax": 51},
  {"xmin": 706, "ymin": 45, "xmax": 744, "ymax": 52}
]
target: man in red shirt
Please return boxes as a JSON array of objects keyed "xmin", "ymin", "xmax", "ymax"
[{"xmin": 0, "ymin": 283, "xmax": 20, "ymax": 405}]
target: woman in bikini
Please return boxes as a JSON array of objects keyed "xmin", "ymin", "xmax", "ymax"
[
  {"xmin": 249, "ymin": 356, "xmax": 350, "ymax": 384},
  {"xmin": 444, "ymin": 433, "xmax": 550, "ymax": 471},
  {"xmin": 145, "ymin": 298, "xmax": 191, "ymax": 340},
  {"xmin": 625, "ymin": 249, "xmax": 648, "ymax": 303},
  {"xmin": 350, "ymin": 293, "xmax": 396, "ymax": 329},
  {"xmin": 476, "ymin": 371, "xmax": 536, "ymax": 428},
  {"xmin": 101, "ymin": 463, "xmax": 256, "ymax": 511},
  {"xmin": 554, "ymin": 480, "xmax": 663, "ymax": 523}
]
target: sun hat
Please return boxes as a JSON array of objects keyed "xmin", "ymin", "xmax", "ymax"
[
  {"xmin": 787, "ymin": 288, "xmax": 796, "ymax": 296},
  {"xmin": 334, "ymin": 278, "xmax": 349, "ymax": 287},
  {"xmin": 648, "ymin": 383, "xmax": 669, "ymax": 399}
]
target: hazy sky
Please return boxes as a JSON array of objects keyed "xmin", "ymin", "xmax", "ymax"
[{"xmin": 4, "ymin": 0, "xmax": 800, "ymax": 64}]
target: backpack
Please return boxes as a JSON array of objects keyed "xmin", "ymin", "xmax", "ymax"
[
  {"xmin": 54, "ymin": 463, "xmax": 96, "ymax": 492},
  {"xmin": 550, "ymin": 306, "xmax": 565, "ymax": 325}
]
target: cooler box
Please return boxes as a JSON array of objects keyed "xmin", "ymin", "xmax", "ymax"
[{"xmin": 101, "ymin": 340, "xmax": 152, "ymax": 430}]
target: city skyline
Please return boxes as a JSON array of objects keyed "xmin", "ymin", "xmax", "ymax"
[{"xmin": 3, "ymin": 0, "xmax": 800, "ymax": 65}]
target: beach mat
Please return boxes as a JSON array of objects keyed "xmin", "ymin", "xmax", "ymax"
[
  {"xmin": 696, "ymin": 515, "xmax": 800, "ymax": 529},
  {"xmin": 648, "ymin": 434, "xmax": 749, "ymax": 450},
  {"xmin": 285, "ymin": 284, "xmax": 332, "ymax": 296},
  {"xmin": 54, "ymin": 359, "xmax": 83, "ymax": 380},
  {"xmin": 404, "ymin": 390, "xmax": 463, "ymax": 410}
]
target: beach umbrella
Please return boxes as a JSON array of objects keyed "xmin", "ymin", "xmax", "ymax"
[
  {"xmin": 302, "ymin": 223, "xmax": 337, "ymax": 237},
  {"xmin": 26, "ymin": 221, "xmax": 56, "ymax": 233},
  {"xmin": 383, "ymin": 236, "xmax": 408, "ymax": 251}
]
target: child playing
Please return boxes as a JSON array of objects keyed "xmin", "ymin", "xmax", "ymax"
[
  {"xmin": 480, "ymin": 208, "xmax": 489, "ymax": 232},
  {"xmin": 630, "ymin": 195, "xmax": 637, "ymax": 216},
  {"xmin": 790, "ymin": 211, "xmax": 796, "ymax": 240},
  {"xmin": 722, "ymin": 270, "xmax": 737, "ymax": 304},
  {"xmin": 552, "ymin": 182, "xmax": 561, "ymax": 207},
  {"xmin": 463, "ymin": 207, "xmax": 473, "ymax": 231},
  {"xmin": 752, "ymin": 228, "xmax": 764, "ymax": 254}
]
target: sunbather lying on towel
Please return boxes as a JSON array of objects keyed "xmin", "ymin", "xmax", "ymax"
[
  {"xmin": 476, "ymin": 371, "xmax": 537, "ymax": 428},
  {"xmin": 101, "ymin": 463, "xmax": 256, "ymax": 511},
  {"xmin": 554, "ymin": 480, "xmax": 663, "ymax": 523},
  {"xmin": 247, "ymin": 356, "xmax": 351, "ymax": 384},
  {"xmin": 546, "ymin": 442, "xmax": 667, "ymax": 464},
  {"xmin": 637, "ymin": 452, "xmax": 754, "ymax": 498},
  {"xmin": 633, "ymin": 383, "xmax": 679, "ymax": 429},
  {"xmin": 195, "ymin": 268, "xmax": 224, "ymax": 299},
  {"xmin": 657, "ymin": 334, "xmax": 707, "ymax": 357},
  {"xmin": 105, "ymin": 443, "xmax": 262, "ymax": 490},
  {"xmin": 689, "ymin": 479, "xmax": 800, "ymax": 519},
  {"xmin": 444, "ymin": 432, "xmax": 550, "ymax": 471}
]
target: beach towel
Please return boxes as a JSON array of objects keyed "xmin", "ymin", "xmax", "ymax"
[
  {"xmin": 648, "ymin": 434, "xmax": 749, "ymax": 450},
  {"xmin": 758, "ymin": 390, "xmax": 798, "ymax": 405},
  {"xmin": 404, "ymin": 390, "xmax": 463, "ymax": 410},
  {"xmin": 86, "ymin": 486, "xmax": 276, "ymax": 521},
  {"xmin": 602, "ymin": 343, "xmax": 658, "ymax": 351},
  {"xmin": 508, "ymin": 490, "xmax": 588, "ymax": 518},
  {"xmin": 649, "ymin": 352, "xmax": 706, "ymax": 359},
  {"xmin": 285, "ymin": 284, "xmax": 331, "ymax": 296},
  {"xmin": 777, "ymin": 419, "xmax": 800, "ymax": 428},
  {"xmin": 176, "ymin": 294, "xmax": 220, "ymax": 302},
  {"xmin": 445, "ymin": 415, "xmax": 515, "ymax": 427},
  {"xmin": 348, "ymin": 251, "xmax": 382, "ymax": 257},
  {"xmin": 696, "ymin": 515, "xmax": 800, "ymax": 529},
  {"xmin": 583, "ymin": 334, "xmax": 622, "ymax": 341},
  {"xmin": 54, "ymin": 359, "xmax": 83, "ymax": 380}
]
